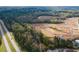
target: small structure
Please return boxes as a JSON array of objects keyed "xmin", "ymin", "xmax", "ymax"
[
  {"xmin": 38, "ymin": 16, "xmax": 53, "ymax": 20},
  {"xmin": 73, "ymin": 39, "xmax": 79, "ymax": 48}
]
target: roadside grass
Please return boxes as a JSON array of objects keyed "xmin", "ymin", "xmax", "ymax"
[
  {"xmin": 0, "ymin": 21, "xmax": 20, "ymax": 52},
  {"xmin": 0, "ymin": 36, "xmax": 6, "ymax": 52},
  {"xmin": 4, "ymin": 33, "xmax": 16, "ymax": 52},
  {"xmin": 1, "ymin": 24, "xmax": 16, "ymax": 52},
  {"xmin": 10, "ymin": 32, "xmax": 21, "ymax": 51}
]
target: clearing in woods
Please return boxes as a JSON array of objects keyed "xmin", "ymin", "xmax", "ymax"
[{"xmin": 32, "ymin": 17, "xmax": 79, "ymax": 40}]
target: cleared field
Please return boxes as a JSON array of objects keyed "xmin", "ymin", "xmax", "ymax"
[{"xmin": 32, "ymin": 17, "xmax": 79, "ymax": 40}]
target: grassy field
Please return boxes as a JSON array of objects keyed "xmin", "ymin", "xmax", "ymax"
[{"xmin": 0, "ymin": 36, "xmax": 6, "ymax": 52}]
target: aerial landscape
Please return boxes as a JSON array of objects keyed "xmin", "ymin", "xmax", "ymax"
[{"xmin": 0, "ymin": 6, "xmax": 79, "ymax": 52}]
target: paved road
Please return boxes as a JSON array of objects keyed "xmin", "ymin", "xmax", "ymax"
[
  {"xmin": 0, "ymin": 25, "xmax": 11, "ymax": 52},
  {"xmin": 0, "ymin": 20, "xmax": 20, "ymax": 52}
]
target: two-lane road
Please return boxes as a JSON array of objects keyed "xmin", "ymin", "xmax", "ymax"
[
  {"xmin": 0, "ymin": 20, "xmax": 21, "ymax": 52},
  {"xmin": 0, "ymin": 25, "xmax": 11, "ymax": 52}
]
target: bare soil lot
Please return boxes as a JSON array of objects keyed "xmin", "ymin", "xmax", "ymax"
[{"xmin": 32, "ymin": 17, "xmax": 79, "ymax": 40}]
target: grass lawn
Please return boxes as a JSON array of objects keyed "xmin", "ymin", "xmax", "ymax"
[{"xmin": 0, "ymin": 36, "xmax": 6, "ymax": 52}]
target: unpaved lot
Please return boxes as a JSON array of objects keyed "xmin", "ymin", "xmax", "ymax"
[{"xmin": 32, "ymin": 17, "xmax": 79, "ymax": 40}]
